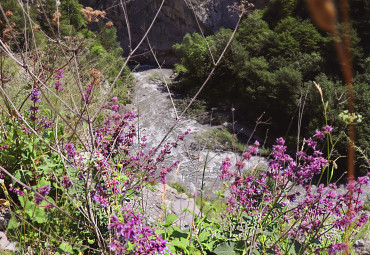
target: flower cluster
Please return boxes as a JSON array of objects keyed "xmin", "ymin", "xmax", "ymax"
[
  {"xmin": 63, "ymin": 101, "xmax": 186, "ymax": 213},
  {"xmin": 54, "ymin": 69, "xmax": 64, "ymax": 92},
  {"xmin": 83, "ymin": 81, "xmax": 94, "ymax": 103},
  {"xmin": 9, "ymin": 186, "xmax": 24, "ymax": 196},
  {"xmin": 83, "ymin": 70, "xmax": 100, "ymax": 103},
  {"xmin": 29, "ymin": 88, "xmax": 41, "ymax": 121},
  {"xmin": 26, "ymin": 87, "xmax": 53, "ymax": 129},
  {"xmin": 313, "ymin": 125, "xmax": 333, "ymax": 140},
  {"xmin": 34, "ymin": 185, "xmax": 51, "ymax": 205},
  {"xmin": 219, "ymin": 127, "xmax": 369, "ymax": 254},
  {"xmin": 109, "ymin": 206, "xmax": 172, "ymax": 255}
]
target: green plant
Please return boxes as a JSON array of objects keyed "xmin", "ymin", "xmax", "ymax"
[{"xmin": 169, "ymin": 182, "xmax": 187, "ymax": 195}]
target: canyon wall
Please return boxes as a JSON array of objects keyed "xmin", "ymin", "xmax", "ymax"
[{"xmin": 82, "ymin": 0, "xmax": 267, "ymax": 65}]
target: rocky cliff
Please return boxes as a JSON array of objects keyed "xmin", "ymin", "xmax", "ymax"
[{"xmin": 81, "ymin": 0, "xmax": 245, "ymax": 65}]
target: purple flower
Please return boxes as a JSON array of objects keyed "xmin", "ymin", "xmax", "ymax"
[
  {"xmin": 276, "ymin": 137, "xmax": 285, "ymax": 145},
  {"xmin": 357, "ymin": 176, "xmax": 369, "ymax": 185},
  {"xmin": 356, "ymin": 214, "xmax": 368, "ymax": 227},
  {"xmin": 111, "ymin": 104, "xmax": 120, "ymax": 112},
  {"xmin": 112, "ymin": 97, "xmax": 118, "ymax": 103},
  {"xmin": 30, "ymin": 88, "xmax": 41, "ymax": 103},
  {"xmin": 61, "ymin": 175, "xmax": 72, "ymax": 188},
  {"xmin": 65, "ymin": 143, "xmax": 77, "ymax": 158},
  {"xmin": 328, "ymin": 243, "xmax": 347, "ymax": 255},
  {"xmin": 109, "ymin": 206, "xmax": 172, "ymax": 255},
  {"xmin": 34, "ymin": 185, "xmax": 51, "ymax": 205},
  {"xmin": 9, "ymin": 187, "xmax": 24, "ymax": 196},
  {"xmin": 313, "ymin": 129, "xmax": 325, "ymax": 140},
  {"xmin": 322, "ymin": 125, "xmax": 333, "ymax": 133},
  {"xmin": 45, "ymin": 204, "xmax": 54, "ymax": 210},
  {"xmin": 304, "ymin": 138, "xmax": 317, "ymax": 149},
  {"xmin": 242, "ymin": 152, "xmax": 251, "ymax": 161},
  {"xmin": 54, "ymin": 81, "xmax": 64, "ymax": 91},
  {"xmin": 248, "ymin": 145, "xmax": 258, "ymax": 155},
  {"xmin": 55, "ymin": 69, "xmax": 64, "ymax": 79},
  {"xmin": 21, "ymin": 124, "xmax": 30, "ymax": 134}
]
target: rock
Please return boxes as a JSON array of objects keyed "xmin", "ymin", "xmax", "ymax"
[
  {"xmin": 0, "ymin": 231, "xmax": 10, "ymax": 250},
  {"xmin": 119, "ymin": 103, "xmax": 137, "ymax": 114},
  {"xmin": 135, "ymin": 183, "xmax": 201, "ymax": 228},
  {"xmin": 355, "ymin": 239, "xmax": 366, "ymax": 247},
  {"xmin": 4, "ymin": 241, "xmax": 17, "ymax": 252},
  {"xmin": 82, "ymin": 0, "xmax": 270, "ymax": 65},
  {"xmin": 0, "ymin": 207, "xmax": 11, "ymax": 231}
]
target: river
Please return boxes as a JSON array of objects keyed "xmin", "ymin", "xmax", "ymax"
[{"xmin": 132, "ymin": 67, "xmax": 267, "ymax": 196}]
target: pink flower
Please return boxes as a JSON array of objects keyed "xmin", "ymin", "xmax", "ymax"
[{"xmin": 322, "ymin": 125, "xmax": 333, "ymax": 133}]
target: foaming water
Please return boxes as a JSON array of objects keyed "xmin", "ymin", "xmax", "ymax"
[{"xmin": 133, "ymin": 68, "xmax": 267, "ymax": 195}]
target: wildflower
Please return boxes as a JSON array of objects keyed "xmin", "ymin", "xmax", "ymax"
[
  {"xmin": 328, "ymin": 243, "xmax": 347, "ymax": 255},
  {"xmin": 29, "ymin": 88, "xmax": 41, "ymax": 121},
  {"xmin": 109, "ymin": 206, "xmax": 172, "ymax": 255},
  {"xmin": 304, "ymin": 138, "xmax": 317, "ymax": 149},
  {"xmin": 106, "ymin": 21, "xmax": 114, "ymax": 28},
  {"xmin": 248, "ymin": 145, "xmax": 258, "ymax": 155},
  {"xmin": 322, "ymin": 125, "xmax": 333, "ymax": 133},
  {"xmin": 65, "ymin": 143, "xmax": 77, "ymax": 158},
  {"xmin": 61, "ymin": 175, "xmax": 72, "ymax": 188},
  {"xmin": 236, "ymin": 160, "xmax": 245, "ymax": 169},
  {"xmin": 34, "ymin": 185, "xmax": 51, "ymax": 205},
  {"xmin": 45, "ymin": 204, "xmax": 54, "ymax": 210},
  {"xmin": 21, "ymin": 124, "xmax": 30, "ymax": 134},
  {"xmin": 5, "ymin": 11, "xmax": 13, "ymax": 18},
  {"xmin": 357, "ymin": 176, "xmax": 369, "ymax": 185},
  {"xmin": 9, "ymin": 186, "xmax": 24, "ymax": 196},
  {"xmin": 313, "ymin": 129, "xmax": 325, "ymax": 140},
  {"xmin": 356, "ymin": 214, "xmax": 368, "ymax": 227},
  {"xmin": 220, "ymin": 157, "xmax": 232, "ymax": 179},
  {"xmin": 111, "ymin": 104, "xmax": 120, "ymax": 112},
  {"xmin": 242, "ymin": 152, "xmax": 251, "ymax": 160}
]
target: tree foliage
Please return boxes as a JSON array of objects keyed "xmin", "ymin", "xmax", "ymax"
[{"xmin": 173, "ymin": 7, "xmax": 369, "ymax": 174}]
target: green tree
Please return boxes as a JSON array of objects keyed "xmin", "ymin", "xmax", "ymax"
[
  {"xmin": 60, "ymin": 0, "xmax": 86, "ymax": 31},
  {"xmin": 237, "ymin": 12, "xmax": 274, "ymax": 57}
]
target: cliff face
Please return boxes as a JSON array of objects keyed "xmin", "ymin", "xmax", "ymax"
[{"xmin": 82, "ymin": 0, "xmax": 265, "ymax": 65}]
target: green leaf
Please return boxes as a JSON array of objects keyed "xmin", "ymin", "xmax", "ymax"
[
  {"xmin": 188, "ymin": 246, "xmax": 202, "ymax": 255},
  {"xmin": 33, "ymin": 206, "xmax": 46, "ymax": 223},
  {"xmin": 198, "ymin": 231, "xmax": 210, "ymax": 242},
  {"xmin": 163, "ymin": 214, "xmax": 178, "ymax": 227},
  {"xmin": 287, "ymin": 239, "xmax": 302, "ymax": 254},
  {"xmin": 58, "ymin": 242, "xmax": 73, "ymax": 253},
  {"xmin": 37, "ymin": 177, "xmax": 50, "ymax": 188},
  {"xmin": 214, "ymin": 242, "xmax": 238, "ymax": 255},
  {"xmin": 7, "ymin": 216, "xmax": 20, "ymax": 231},
  {"xmin": 18, "ymin": 196, "xmax": 33, "ymax": 211},
  {"xmin": 234, "ymin": 241, "xmax": 245, "ymax": 251},
  {"xmin": 171, "ymin": 229, "xmax": 188, "ymax": 239},
  {"xmin": 170, "ymin": 238, "xmax": 188, "ymax": 252},
  {"xmin": 261, "ymin": 230, "xmax": 273, "ymax": 237}
]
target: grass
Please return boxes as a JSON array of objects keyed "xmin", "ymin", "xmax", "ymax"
[
  {"xmin": 169, "ymin": 182, "xmax": 188, "ymax": 195},
  {"xmin": 173, "ymin": 98, "xmax": 207, "ymax": 117},
  {"xmin": 195, "ymin": 128, "xmax": 271, "ymax": 155},
  {"xmin": 169, "ymin": 182, "xmax": 227, "ymax": 220},
  {"xmin": 355, "ymin": 220, "xmax": 370, "ymax": 241}
]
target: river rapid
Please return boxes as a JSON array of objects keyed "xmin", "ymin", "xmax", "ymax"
[{"xmin": 132, "ymin": 67, "xmax": 266, "ymax": 196}]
